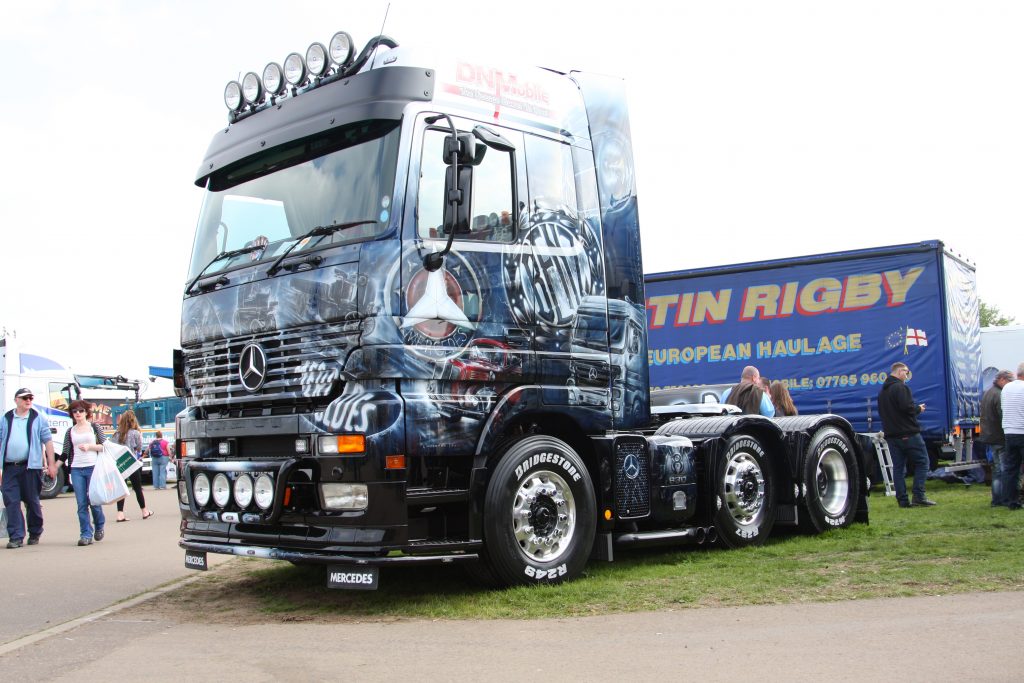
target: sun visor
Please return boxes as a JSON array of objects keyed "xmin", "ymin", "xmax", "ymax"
[{"xmin": 195, "ymin": 66, "xmax": 433, "ymax": 187}]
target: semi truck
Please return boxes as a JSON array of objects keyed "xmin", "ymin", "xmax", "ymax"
[
  {"xmin": 645, "ymin": 240, "xmax": 982, "ymax": 464},
  {"xmin": 174, "ymin": 31, "xmax": 872, "ymax": 589}
]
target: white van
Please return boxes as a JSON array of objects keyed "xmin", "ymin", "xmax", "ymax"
[{"xmin": 0, "ymin": 335, "xmax": 79, "ymax": 498}]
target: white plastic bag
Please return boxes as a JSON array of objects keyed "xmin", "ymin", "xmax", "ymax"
[
  {"xmin": 89, "ymin": 449, "xmax": 129, "ymax": 505},
  {"xmin": 0, "ymin": 507, "xmax": 7, "ymax": 539},
  {"xmin": 102, "ymin": 440, "xmax": 142, "ymax": 480},
  {"xmin": 166, "ymin": 459, "xmax": 178, "ymax": 484}
]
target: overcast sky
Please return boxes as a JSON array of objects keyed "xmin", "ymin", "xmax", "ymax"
[{"xmin": 2, "ymin": 1, "xmax": 1021, "ymax": 389}]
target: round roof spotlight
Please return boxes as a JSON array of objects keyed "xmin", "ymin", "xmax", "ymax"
[
  {"xmin": 329, "ymin": 31, "xmax": 354, "ymax": 66},
  {"xmin": 262, "ymin": 62, "xmax": 284, "ymax": 97},
  {"xmin": 224, "ymin": 81, "xmax": 243, "ymax": 112},
  {"xmin": 241, "ymin": 71, "xmax": 263, "ymax": 105},
  {"xmin": 305, "ymin": 42, "xmax": 328, "ymax": 77},
  {"xmin": 284, "ymin": 52, "xmax": 307, "ymax": 86}
]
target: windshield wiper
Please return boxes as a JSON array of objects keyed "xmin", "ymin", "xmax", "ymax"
[
  {"xmin": 184, "ymin": 244, "xmax": 267, "ymax": 295},
  {"xmin": 267, "ymin": 220, "xmax": 375, "ymax": 276}
]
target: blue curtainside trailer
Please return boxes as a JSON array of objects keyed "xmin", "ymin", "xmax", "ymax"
[{"xmin": 645, "ymin": 240, "xmax": 982, "ymax": 459}]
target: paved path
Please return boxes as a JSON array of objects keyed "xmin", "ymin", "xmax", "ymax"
[
  {"xmin": 0, "ymin": 484, "xmax": 228, "ymax": 645},
  {"xmin": 1, "ymin": 588, "xmax": 1021, "ymax": 681}
]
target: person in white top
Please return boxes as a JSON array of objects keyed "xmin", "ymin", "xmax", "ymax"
[
  {"xmin": 59, "ymin": 400, "xmax": 107, "ymax": 545},
  {"xmin": 998, "ymin": 362, "xmax": 1024, "ymax": 509}
]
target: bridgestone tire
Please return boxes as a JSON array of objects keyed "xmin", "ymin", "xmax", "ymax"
[
  {"xmin": 714, "ymin": 434, "xmax": 776, "ymax": 549},
  {"xmin": 799, "ymin": 427, "xmax": 860, "ymax": 533},
  {"xmin": 481, "ymin": 436, "xmax": 596, "ymax": 587},
  {"xmin": 40, "ymin": 466, "xmax": 65, "ymax": 500}
]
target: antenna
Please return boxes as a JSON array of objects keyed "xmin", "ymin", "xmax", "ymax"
[{"xmin": 370, "ymin": 3, "xmax": 391, "ymax": 70}]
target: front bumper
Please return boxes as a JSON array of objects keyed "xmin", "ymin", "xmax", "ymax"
[{"xmin": 179, "ymin": 539, "xmax": 479, "ymax": 566}]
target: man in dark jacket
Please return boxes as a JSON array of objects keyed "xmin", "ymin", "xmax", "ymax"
[
  {"xmin": 981, "ymin": 370, "xmax": 1015, "ymax": 506},
  {"xmin": 721, "ymin": 366, "xmax": 775, "ymax": 417},
  {"xmin": 878, "ymin": 361, "xmax": 935, "ymax": 508}
]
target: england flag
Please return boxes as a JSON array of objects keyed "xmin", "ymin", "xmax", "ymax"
[{"xmin": 905, "ymin": 327, "xmax": 928, "ymax": 347}]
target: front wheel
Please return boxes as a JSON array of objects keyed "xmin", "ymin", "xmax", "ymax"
[
  {"xmin": 799, "ymin": 427, "xmax": 860, "ymax": 533},
  {"xmin": 481, "ymin": 435, "xmax": 596, "ymax": 586},
  {"xmin": 40, "ymin": 466, "xmax": 65, "ymax": 499},
  {"xmin": 714, "ymin": 434, "xmax": 776, "ymax": 548}
]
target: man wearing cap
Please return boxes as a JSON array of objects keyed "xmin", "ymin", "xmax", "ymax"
[{"xmin": 0, "ymin": 388, "xmax": 58, "ymax": 548}]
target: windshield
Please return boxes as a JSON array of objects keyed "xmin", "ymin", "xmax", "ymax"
[{"xmin": 188, "ymin": 120, "xmax": 401, "ymax": 280}]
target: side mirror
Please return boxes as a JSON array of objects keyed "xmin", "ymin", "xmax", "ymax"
[
  {"xmin": 443, "ymin": 165, "xmax": 473, "ymax": 234},
  {"xmin": 443, "ymin": 133, "xmax": 484, "ymax": 166}
]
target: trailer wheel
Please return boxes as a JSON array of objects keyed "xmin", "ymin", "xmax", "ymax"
[
  {"xmin": 799, "ymin": 427, "xmax": 859, "ymax": 533},
  {"xmin": 40, "ymin": 466, "xmax": 65, "ymax": 499},
  {"xmin": 714, "ymin": 434, "xmax": 776, "ymax": 548},
  {"xmin": 481, "ymin": 435, "xmax": 596, "ymax": 586}
]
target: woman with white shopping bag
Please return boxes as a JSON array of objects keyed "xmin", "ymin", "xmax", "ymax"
[
  {"xmin": 111, "ymin": 409, "xmax": 152, "ymax": 522},
  {"xmin": 58, "ymin": 400, "xmax": 107, "ymax": 546}
]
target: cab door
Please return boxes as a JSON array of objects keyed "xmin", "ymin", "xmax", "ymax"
[{"xmin": 398, "ymin": 113, "xmax": 528, "ymax": 458}]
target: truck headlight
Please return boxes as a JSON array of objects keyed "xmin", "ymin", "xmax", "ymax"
[
  {"xmin": 212, "ymin": 473, "xmax": 231, "ymax": 507},
  {"xmin": 321, "ymin": 483, "xmax": 368, "ymax": 511},
  {"xmin": 254, "ymin": 474, "xmax": 274, "ymax": 510},
  {"xmin": 234, "ymin": 474, "xmax": 254, "ymax": 508},
  {"xmin": 193, "ymin": 473, "xmax": 211, "ymax": 506}
]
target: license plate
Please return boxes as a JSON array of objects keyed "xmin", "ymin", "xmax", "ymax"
[
  {"xmin": 327, "ymin": 566, "xmax": 379, "ymax": 590},
  {"xmin": 184, "ymin": 550, "xmax": 208, "ymax": 571}
]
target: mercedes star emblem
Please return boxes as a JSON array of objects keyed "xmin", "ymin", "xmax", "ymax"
[
  {"xmin": 239, "ymin": 343, "xmax": 267, "ymax": 392},
  {"xmin": 623, "ymin": 453, "xmax": 641, "ymax": 480}
]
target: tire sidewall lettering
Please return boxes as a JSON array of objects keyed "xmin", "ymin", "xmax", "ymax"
[
  {"xmin": 513, "ymin": 451, "xmax": 582, "ymax": 483},
  {"xmin": 524, "ymin": 563, "xmax": 569, "ymax": 580}
]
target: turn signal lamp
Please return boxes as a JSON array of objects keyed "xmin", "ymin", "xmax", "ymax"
[
  {"xmin": 604, "ymin": 509, "xmax": 613, "ymax": 521},
  {"xmin": 385, "ymin": 455, "xmax": 406, "ymax": 470},
  {"xmin": 318, "ymin": 434, "xmax": 365, "ymax": 455},
  {"xmin": 181, "ymin": 440, "xmax": 197, "ymax": 457}
]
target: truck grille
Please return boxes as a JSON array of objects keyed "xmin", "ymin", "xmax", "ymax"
[
  {"xmin": 183, "ymin": 322, "xmax": 359, "ymax": 411},
  {"xmin": 615, "ymin": 440, "xmax": 650, "ymax": 519}
]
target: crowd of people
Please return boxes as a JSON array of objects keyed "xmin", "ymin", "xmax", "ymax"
[
  {"xmin": 4, "ymin": 360, "xmax": 1024, "ymax": 545},
  {"xmin": 2, "ymin": 390, "xmax": 172, "ymax": 548}
]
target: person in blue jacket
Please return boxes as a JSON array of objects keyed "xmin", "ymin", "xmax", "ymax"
[
  {"xmin": 1, "ymin": 387, "xmax": 59, "ymax": 548},
  {"xmin": 721, "ymin": 366, "xmax": 775, "ymax": 417}
]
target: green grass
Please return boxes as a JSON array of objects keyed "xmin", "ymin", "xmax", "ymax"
[{"xmin": 162, "ymin": 481, "xmax": 1024, "ymax": 621}]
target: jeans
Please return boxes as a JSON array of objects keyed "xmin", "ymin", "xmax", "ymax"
[
  {"xmin": 70, "ymin": 466, "xmax": 105, "ymax": 540},
  {"xmin": 2, "ymin": 462, "xmax": 44, "ymax": 541},
  {"xmin": 1000, "ymin": 434, "xmax": 1024, "ymax": 507},
  {"xmin": 989, "ymin": 444, "xmax": 1006, "ymax": 505},
  {"xmin": 151, "ymin": 454, "xmax": 168, "ymax": 489},
  {"xmin": 887, "ymin": 433, "xmax": 929, "ymax": 504}
]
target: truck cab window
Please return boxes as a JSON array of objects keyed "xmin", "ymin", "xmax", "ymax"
[{"xmin": 418, "ymin": 127, "xmax": 514, "ymax": 242}]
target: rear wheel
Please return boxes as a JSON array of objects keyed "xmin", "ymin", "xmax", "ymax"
[
  {"xmin": 480, "ymin": 435, "xmax": 596, "ymax": 586},
  {"xmin": 40, "ymin": 466, "xmax": 65, "ymax": 499},
  {"xmin": 799, "ymin": 427, "xmax": 859, "ymax": 533},
  {"xmin": 714, "ymin": 434, "xmax": 776, "ymax": 548}
]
